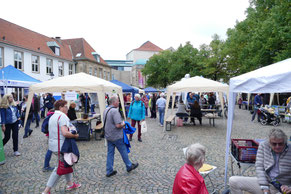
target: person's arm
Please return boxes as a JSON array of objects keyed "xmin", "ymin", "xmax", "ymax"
[
  {"xmin": 115, "ymin": 121, "xmax": 125, "ymax": 129},
  {"xmin": 255, "ymin": 142, "xmax": 270, "ymax": 192},
  {"xmin": 281, "ymin": 185, "xmax": 291, "ymax": 194},
  {"xmin": 60, "ymin": 125, "xmax": 79, "ymax": 139}
]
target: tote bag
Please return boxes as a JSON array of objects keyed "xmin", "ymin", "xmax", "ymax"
[{"xmin": 141, "ymin": 121, "xmax": 147, "ymax": 133}]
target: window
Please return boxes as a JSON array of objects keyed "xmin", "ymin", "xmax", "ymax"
[
  {"xmin": 88, "ymin": 66, "xmax": 92, "ymax": 75},
  {"xmin": 99, "ymin": 68, "xmax": 102, "ymax": 78},
  {"xmin": 94, "ymin": 68, "xmax": 97, "ymax": 77},
  {"xmin": 0, "ymin": 47, "xmax": 3, "ymax": 67},
  {"xmin": 55, "ymin": 47, "xmax": 60, "ymax": 56},
  {"xmin": 14, "ymin": 51, "xmax": 23, "ymax": 70},
  {"xmin": 31, "ymin": 55, "xmax": 39, "ymax": 73},
  {"xmin": 108, "ymin": 72, "xmax": 110, "ymax": 80},
  {"xmin": 69, "ymin": 63, "xmax": 73, "ymax": 75},
  {"xmin": 103, "ymin": 71, "xmax": 106, "ymax": 79},
  {"xmin": 46, "ymin": 59, "xmax": 53, "ymax": 74},
  {"xmin": 58, "ymin": 61, "xmax": 64, "ymax": 76}
]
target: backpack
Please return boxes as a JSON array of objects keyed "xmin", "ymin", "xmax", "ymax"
[{"xmin": 41, "ymin": 114, "xmax": 54, "ymax": 134}]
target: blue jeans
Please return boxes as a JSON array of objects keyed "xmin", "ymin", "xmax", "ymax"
[
  {"xmin": 91, "ymin": 104, "xmax": 95, "ymax": 113},
  {"xmin": 33, "ymin": 112, "xmax": 40, "ymax": 126},
  {"xmin": 44, "ymin": 149, "xmax": 53, "ymax": 168},
  {"xmin": 106, "ymin": 138, "xmax": 132, "ymax": 175},
  {"xmin": 252, "ymin": 107, "xmax": 261, "ymax": 122},
  {"xmin": 158, "ymin": 107, "xmax": 165, "ymax": 125},
  {"xmin": 24, "ymin": 117, "xmax": 32, "ymax": 136}
]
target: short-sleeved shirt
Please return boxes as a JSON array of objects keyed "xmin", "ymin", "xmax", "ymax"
[
  {"xmin": 48, "ymin": 110, "xmax": 70, "ymax": 152},
  {"xmin": 103, "ymin": 106, "xmax": 123, "ymax": 142},
  {"xmin": 156, "ymin": 97, "xmax": 166, "ymax": 108}
]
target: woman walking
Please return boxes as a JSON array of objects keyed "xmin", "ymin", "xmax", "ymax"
[{"xmin": 0, "ymin": 94, "xmax": 21, "ymax": 156}]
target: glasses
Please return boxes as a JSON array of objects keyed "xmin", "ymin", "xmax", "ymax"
[{"xmin": 270, "ymin": 142, "xmax": 285, "ymax": 147}]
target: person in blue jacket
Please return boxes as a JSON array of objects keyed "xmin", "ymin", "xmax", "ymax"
[
  {"xmin": 0, "ymin": 94, "xmax": 21, "ymax": 156},
  {"xmin": 252, "ymin": 93, "xmax": 263, "ymax": 122},
  {"xmin": 128, "ymin": 94, "xmax": 145, "ymax": 142}
]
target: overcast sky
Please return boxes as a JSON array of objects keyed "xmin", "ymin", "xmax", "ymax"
[{"xmin": 1, "ymin": 0, "xmax": 249, "ymax": 60}]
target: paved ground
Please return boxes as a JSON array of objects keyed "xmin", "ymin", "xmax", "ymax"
[{"xmin": 1, "ymin": 106, "xmax": 291, "ymax": 194}]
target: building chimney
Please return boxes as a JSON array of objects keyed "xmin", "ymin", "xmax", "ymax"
[{"xmin": 55, "ymin": 37, "xmax": 61, "ymax": 44}]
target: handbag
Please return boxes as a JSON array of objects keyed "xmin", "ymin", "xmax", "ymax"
[
  {"xmin": 141, "ymin": 121, "xmax": 147, "ymax": 133},
  {"xmin": 56, "ymin": 115, "xmax": 73, "ymax": 176}
]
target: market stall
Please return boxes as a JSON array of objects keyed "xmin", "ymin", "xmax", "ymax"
[
  {"xmin": 23, "ymin": 73, "xmax": 125, "ymax": 130},
  {"xmin": 224, "ymin": 58, "xmax": 291, "ymax": 187}
]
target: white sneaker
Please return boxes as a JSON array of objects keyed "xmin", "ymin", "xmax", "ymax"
[
  {"xmin": 160, "ymin": 124, "xmax": 163, "ymax": 127},
  {"xmin": 14, "ymin": 151, "xmax": 21, "ymax": 156}
]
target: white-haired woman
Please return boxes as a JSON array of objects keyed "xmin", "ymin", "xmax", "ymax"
[
  {"xmin": 128, "ymin": 94, "xmax": 145, "ymax": 142},
  {"xmin": 173, "ymin": 143, "xmax": 209, "ymax": 194},
  {"xmin": 0, "ymin": 94, "xmax": 21, "ymax": 156}
]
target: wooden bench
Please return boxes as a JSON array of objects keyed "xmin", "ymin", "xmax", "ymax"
[
  {"xmin": 204, "ymin": 113, "xmax": 219, "ymax": 127},
  {"xmin": 165, "ymin": 115, "xmax": 176, "ymax": 131},
  {"xmin": 93, "ymin": 123, "xmax": 103, "ymax": 140}
]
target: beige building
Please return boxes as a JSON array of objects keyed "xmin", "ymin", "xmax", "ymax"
[
  {"xmin": 63, "ymin": 38, "xmax": 112, "ymax": 81},
  {"xmin": 126, "ymin": 41, "xmax": 163, "ymax": 88}
]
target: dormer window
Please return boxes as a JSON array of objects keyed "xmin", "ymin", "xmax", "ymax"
[
  {"xmin": 92, "ymin": 52, "xmax": 100, "ymax": 63},
  {"xmin": 47, "ymin": 41, "xmax": 60, "ymax": 56}
]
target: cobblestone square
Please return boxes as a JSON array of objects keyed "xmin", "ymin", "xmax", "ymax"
[{"xmin": 1, "ymin": 107, "xmax": 291, "ymax": 193}]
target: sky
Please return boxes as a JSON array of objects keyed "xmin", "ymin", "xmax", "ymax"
[{"xmin": 1, "ymin": 0, "xmax": 250, "ymax": 60}]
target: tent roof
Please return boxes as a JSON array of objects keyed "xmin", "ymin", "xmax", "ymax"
[
  {"xmin": 0, "ymin": 65, "xmax": 41, "ymax": 87},
  {"xmin": 230, "ymin": 58, "xmax": 291, "ymax": 93},
  {"xmin": 167, "ymin": 76, "xmax": 229, "ymax": 93},
  {"xmin": 30, "ymin": 73, "xmax": 122, "ymax": 93},
  {"xmin": 144, "ymin": 87, "xmax": 159, "ymax": 93},
  {"xmin": 110, "ymin": 80, "xmax": 138, "ymax": 93}
]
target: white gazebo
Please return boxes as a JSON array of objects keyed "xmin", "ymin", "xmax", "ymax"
[
  {"xmin": 164, "ymin": 76, "xmax": 229, "ymax": 128},
  {"xmin": 24, "ymin": 73, "xmax": 125, "ymax": 126},
  {"xmin": 224, "ymin": 58, "xmax": 291, "ymax": 187}
]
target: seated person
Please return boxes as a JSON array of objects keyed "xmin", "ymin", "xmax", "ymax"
[
  {"xmin": 67, "ymin": 102, "xmax": 77, "ymax": 121},
  {"xmin": 229, "ymin": 128, "xmax": 291, "ymax": 194},
  {"xmin": 190, "ymin": 101, "xmax": 202, "ymax": 125},
  {"xmin": 173, "ymin": 143, "xmax": 209, "ymax": 194},
  {"xmin": 176, "ymin": 97, "xmax": 189, "ymax": 119}
]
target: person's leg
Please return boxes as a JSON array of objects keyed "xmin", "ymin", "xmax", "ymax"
[
  {"xmin": 11, "ymin": 122, "xmax": 19, "ymax": 152},
  {"xmin": 145, "ymin": 107, "xmax": 148, "ymax": 117},
  {"xmin": 44, "ymin": 150, "xmax": 53, "ymax": 168},
  {"xmin": 24, "ymin": 117, "xmax": 32, "ymax": 137},
  {"xmin": 106, "ymin": 140, "xmax": 115, "ymax": 175},
  {"xmin": 229, "ymin": 176, "xmax": 262, "ymax": 194},
  {"xmin": 158, "ymin": 108, "xmax": 162, "ymax": 125},
  {"xmin": 90, "ymin": 104, "xmax": 95, "ymax": 113},
  {"xmin": 137, "ymin": 121, "xmax": 141, "ymax": 140},
  {"xmin": 160, "ymin": 108, "xmax": 165, "ymax": 126},
  {"xmin": 198, "ymin": 117, "xmax": 202, "ymax": 125},
  {"xmin": 3, "ymin": 124, "xmax": 12, "ymax": 146},
  {"xmin": 115, "ymin": 139, "xmax": 132, "ymax": 170},
  {"xmin": 45, "ymin": 168, "xmax": 61, "ymax": 192},
  {"xmin": 251, "ymin": 108, "xmax": 257, "ymax": 121},
  {"xmin": 34, "ymin": 112, "xmax": 40, "ymax": 127},
  {"xmin": 129, "ymin": 120, "xmax": 136, "ymax": 139}
]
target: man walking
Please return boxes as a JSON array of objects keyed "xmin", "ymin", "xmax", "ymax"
[
  {"xmin": 156, "ymin": 93, "xmax": 167, "ymax": 127},
  {"xmin": 252, "ymin": 93, "xmax": 262, "ymax": 122},
  {"xmin": 103, "ymin": 96, "xmax": 138, "ymax": 177}
]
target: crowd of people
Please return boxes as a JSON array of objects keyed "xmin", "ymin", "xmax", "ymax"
[{"xmin": 1, "ymin": 91, "xmax": 291, "ymax": 194}]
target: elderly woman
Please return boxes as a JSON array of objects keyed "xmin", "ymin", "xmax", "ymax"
[
  {"xmin": 128, "ymin": 94, "xmax": 145, "ymax": 142},
  {"xmin": 176, "ymin": 96, "xmax": 189, "ymax": 119},
  {"xmin": 42, "ymin": 100, "xmax": 80, "ymax": 194},
  {"xmin": 0, "ymin": 94, "xmax": 21, "ymax": 156},
  {"xmin": 173, "ymin": 143, "xmax": 208, "ymax": 194}
]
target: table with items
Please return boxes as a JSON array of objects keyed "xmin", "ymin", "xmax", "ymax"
[{"xmin": 73, "ymin": 114, "xmax": 101, "ymax": 141}]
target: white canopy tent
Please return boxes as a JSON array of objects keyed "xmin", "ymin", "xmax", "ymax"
[
  {"xmin": 164, "ymin": 76, "xmax": 229, "ymax": 129},
  {"xmin": 23, "ymin": 73, "xmax": 125, "ymax": 128},
  {"xmin": 224, "ymin": 58, "xmax": 291, "ymax": 187}
]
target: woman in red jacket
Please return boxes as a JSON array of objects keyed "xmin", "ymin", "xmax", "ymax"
[{"xmin": 173, "ymin": 143, "xmax": 209, "ymax": 194}]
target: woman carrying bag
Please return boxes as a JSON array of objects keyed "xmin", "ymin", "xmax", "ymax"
[{"xmin": 42, "ymin": 100, "xmax": 81, "ymax": 194}]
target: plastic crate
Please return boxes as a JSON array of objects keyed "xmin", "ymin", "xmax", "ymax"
[{"xmin": 231, "ymin": 139, "xmax": 259, "ymax": 163}]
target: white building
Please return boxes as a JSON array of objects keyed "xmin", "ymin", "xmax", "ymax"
[{"xmin": 0, "ymin": 18, "xmax": 75, "ymax": 99}]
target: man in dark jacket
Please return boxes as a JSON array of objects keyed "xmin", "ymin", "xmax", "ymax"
[{"xmin": 32, "ymin": 95, "xmax": 40, "ymax": 128}]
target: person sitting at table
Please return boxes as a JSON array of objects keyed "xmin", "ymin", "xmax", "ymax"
[
  {"xmin": 229, "ymin": 128, "xmax": 291, "ymax": 194},
  {"xmin": 176, "ymin": 97, "xmax": 189, "ymax": 119},
  {"xmin": 67, "ymin": 102, "xmax": 77, "ymax": 121},
  {"xmin": 173, "ymin": 143, "xmax": 209, "ymax": 194},
  {"xmin": 190, "ymin": 101, "xmax": 202, "ymax": 125}
]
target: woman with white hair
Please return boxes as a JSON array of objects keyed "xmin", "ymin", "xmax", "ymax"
[
  {"xmin": 173, "ymin": 143, "xmax": 209, "ymax": 194},
  {"xmin": 128, "ymin": 94, "xmax": 145, "ymax": 142}
]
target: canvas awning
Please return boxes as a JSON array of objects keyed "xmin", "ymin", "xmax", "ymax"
[{"xmin": 24, "ymin": 73, "xmax": 125, "ymax": 129}]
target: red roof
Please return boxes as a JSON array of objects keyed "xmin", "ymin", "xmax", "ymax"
[
  {"xmin": 134, "ymin": 41, "xmax": 163, "ymax": 52},
  {"xmin": 0, "ymin": 18, "xmax": 73, "ymax": 61},
  {"xmin": 63, "ymin": 38, "xmax": 108, "ymax": 66}
]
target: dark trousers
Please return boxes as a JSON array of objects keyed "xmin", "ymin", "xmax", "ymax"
[
  {"xmin": 191, "ymin": 116, "xmax": 202, "ymax": 125},
  {"xmin": 129, "ymin": 120, "xmax": 141, "ymax": 139},
  {"xmin": 3, "ymin": 122, "xmax": 19, "ymax": 152},
  {"xmin": 150, "ymin": 109, "xmax": 156, "ymax": 118},
  {"xmin": 33, "ymin": 111, "xmax": 40, "ymax": 126},
  {"xmin": 44, "ymin": 149, "xmax": 53, "ymax": 168}
]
